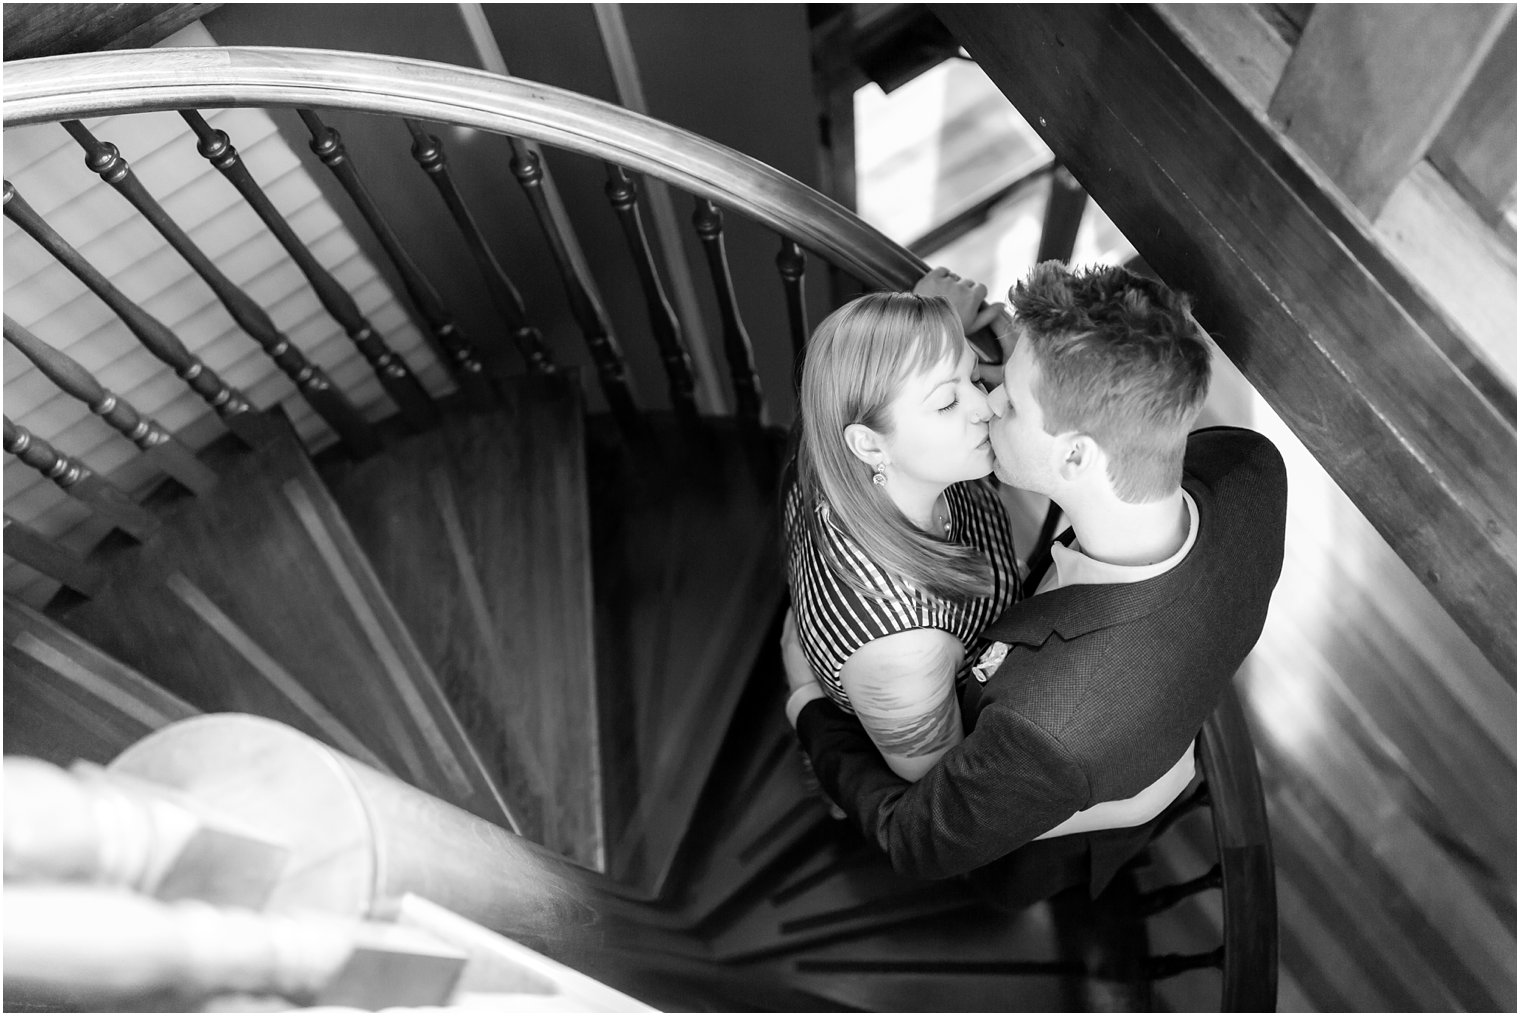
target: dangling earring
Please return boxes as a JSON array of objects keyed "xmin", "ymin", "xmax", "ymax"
[{"xmin": 872, "ymin": 462, "xmax": 888, "ymax": 487}]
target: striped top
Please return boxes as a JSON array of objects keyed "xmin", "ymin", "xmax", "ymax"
[{"xmin": 784, "ymin": 478, "xmax": 1021, "ymax": 714}]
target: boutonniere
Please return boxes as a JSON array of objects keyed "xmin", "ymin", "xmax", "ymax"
[{"xmin": 971, "ymin": 640, "xmax": 1009, "ymax": 684}]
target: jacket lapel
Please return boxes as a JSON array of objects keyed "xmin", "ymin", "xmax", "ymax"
[{"xmin": 987, "ymin": 475, "xmax": 1212, "ymax": 648}]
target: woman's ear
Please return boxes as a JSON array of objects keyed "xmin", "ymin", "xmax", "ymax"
[{"xmin": 843, "ymin": 423, "xmax": 887, "ymax": 466}]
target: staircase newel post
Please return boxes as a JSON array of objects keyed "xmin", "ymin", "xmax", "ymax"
[{"xmin": 106, "ymin": 715, "xmax": 646, "ymax": 965}]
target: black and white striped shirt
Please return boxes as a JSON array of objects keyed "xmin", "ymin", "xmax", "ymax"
[{"xmin": 784, "ymin": 479, "xmax": 1021, "ymax": 714}]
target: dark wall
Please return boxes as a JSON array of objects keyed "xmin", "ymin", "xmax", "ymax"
[{"xmin": 203, "ymin": 3, "xmax": 830, "ymax": 423}]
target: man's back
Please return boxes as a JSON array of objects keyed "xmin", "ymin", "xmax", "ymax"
[{"xmin": 969, "ymin": 426, "xmax": 1288, "ymax": 803}]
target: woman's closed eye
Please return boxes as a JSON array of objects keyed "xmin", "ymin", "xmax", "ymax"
[{"xmin": 938, "ymin": 396, "xmax": 960, "ymax": 413}]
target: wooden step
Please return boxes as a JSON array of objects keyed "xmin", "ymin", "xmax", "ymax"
[
  {"xmin": 586, "ymin": 416, "xmax": 787, "ymax": 899},
  {"xmin": 765, "ymin": 901, "xmax": 1087, "ymax": 1013},
  {"xmin": 3, "ymin": 596, "xmax": 199, "ymax": 767},
  {"xmin": 321, "ymin": 375, "xmax": 603, "ymax": 870},
  {"xmin": 704, "ymin": 846, "xmax": 981, "ymax": 963},
  {"xmin": 618, "ymin": 672, "xmax": 840, "ymax": 930},
  {"xmin": 51, "ymin": 409, "xmax": 512, "ymax": 829},
  {"xmin": 764, "ymin": 867, "xmax": 1158, "ymax": 1012}
]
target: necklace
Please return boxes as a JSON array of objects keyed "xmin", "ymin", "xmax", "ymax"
[{"xmin": 933, "ymin": 494, "xmax": 952, "ymax": 537}]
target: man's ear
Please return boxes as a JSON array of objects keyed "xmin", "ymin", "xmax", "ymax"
[
  {"xmin": 1057, "ymin": 434, "xmax": 1103, "ymax": 482},
  {"xmin": 843, "ymin": 423, "xmax": 887, "ymax": 466}
]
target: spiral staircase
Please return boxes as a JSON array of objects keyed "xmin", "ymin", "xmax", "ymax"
[{"xmin": 2, "ymin": 39, "xmax": 1289, "ymax": 1014}]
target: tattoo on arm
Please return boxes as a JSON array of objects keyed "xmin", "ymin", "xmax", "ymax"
[{"xmin": 855, "ymin": 687, "xmax": 962, "ymax": 759}]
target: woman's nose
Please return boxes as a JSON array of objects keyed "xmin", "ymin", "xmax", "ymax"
[{"xmin": 966, "ymin": 384, "xmax": 993, "ymax": 423}]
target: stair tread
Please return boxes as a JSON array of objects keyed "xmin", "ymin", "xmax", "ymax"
[
  {"xmin": 53, "ymin": 409, "xmax": 512, "ymax": 828},
  {"xmin": 770, "ymin": 905, "xmax": 1086, "ymax": 1013},
  {"xmin": 587, "ymin": 416, "xmax": 786, "ymax": 899},
  {"xmin": 322, "ymin": 376, "xmax": 604, "ymax": 869},
  {"xmin": 636, "ymin": 680, "xmax": 838, "ymax": 930},
  {"xmin": 4, "ymin": 596, "xmax": 200, "ymax": 767},
  {"xmin": 706, "ymin": 850, "xmax": 978, "ymax": 961}
]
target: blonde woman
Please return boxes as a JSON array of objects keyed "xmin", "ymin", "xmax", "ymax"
[{"xmin": 783, "ymin": 281, "xmax": 1017, "ymax": 782}]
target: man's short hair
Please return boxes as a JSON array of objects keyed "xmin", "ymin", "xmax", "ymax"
[{"xmin": 1012, "ymin": 261, "xmax": 1211, "ymax": 502}]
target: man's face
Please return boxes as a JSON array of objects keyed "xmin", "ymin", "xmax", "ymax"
[{"xmin": 986, "ymin": 336, "xmax": 1060, "ymax": 494}]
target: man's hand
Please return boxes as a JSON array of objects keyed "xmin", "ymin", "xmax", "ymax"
[
  {"xmin": 914, "ymin": 266, "xmax": 1004, "ymax": 338},
  {"xmin": 781, "ymin": 608, "xmax": 816, "ymax": 695}
]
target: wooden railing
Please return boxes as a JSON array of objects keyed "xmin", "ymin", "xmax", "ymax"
[
  {"xmin": 3, "ymin": 745, "xmax": 655, "ymax": 1012},
  {"xmin": 3, "ymin": 47, "xmax": 933, "ymax": 585}
]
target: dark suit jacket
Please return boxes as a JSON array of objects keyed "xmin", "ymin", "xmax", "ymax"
[{"xmin": 795, "ymin": 427, "xmax": 1288, "ymax": 885}]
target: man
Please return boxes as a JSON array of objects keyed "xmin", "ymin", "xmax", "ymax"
[{"xmin": 782, "ymin": 261, "xmax": 1288, "ymax": 905}]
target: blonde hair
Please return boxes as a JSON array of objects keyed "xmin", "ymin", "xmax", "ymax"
[{"xmin": 793, "ymin": 292, "xmax": 994, "ymax": 601}]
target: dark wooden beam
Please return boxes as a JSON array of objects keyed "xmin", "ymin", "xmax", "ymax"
[
  {"xmin": 3, "ymin": 4, "xmax": 221, "ymax": 61},
  {"xmin": 930, "ymin": 3, "xmax": 1516, "ymax": 679},
  {"xmin": 1267, "ymin": 4, "xmax": 1512, "ymax": 218}
]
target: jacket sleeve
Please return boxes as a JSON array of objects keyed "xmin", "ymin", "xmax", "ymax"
[{"xmin": 795, "ymin": 695, "xmax": 1091, "ymax": 879}]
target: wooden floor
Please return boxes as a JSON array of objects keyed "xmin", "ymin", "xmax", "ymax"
[{"xmin": 857, "ymin": 43, "xmax": 1515, "ymax": 1015}]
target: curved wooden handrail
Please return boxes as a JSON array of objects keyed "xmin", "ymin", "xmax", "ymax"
[
  {"xmin": 1196, "ymin": 682, "xmax": 1278, "ymax": 1012},
  {"xmin": 2, "ymin": 47, "xmax": 926, "ymax": 292}
]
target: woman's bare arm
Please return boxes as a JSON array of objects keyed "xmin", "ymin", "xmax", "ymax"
[{"xmin": 839, "ymin": 629, "xmax": 964, "ymax": 782}]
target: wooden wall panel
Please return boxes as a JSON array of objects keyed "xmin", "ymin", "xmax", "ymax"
[
  {"xmin": 1267, "ymin": 4, "xmax": 1512, "ymax": 217},
  {"xmin": 1430, "ymin": 11, "xmax": 1519, "ymax": 225}
]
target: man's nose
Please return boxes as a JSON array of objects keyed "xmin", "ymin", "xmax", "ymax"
[{"xmin": 986, "ymin": 385, "xmax": 1008, "ymax": 418}]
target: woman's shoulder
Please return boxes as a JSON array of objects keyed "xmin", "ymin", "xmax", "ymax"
[
  {"xmin": 949, "ymin": 476, "xmax": 1008, "ymax": 513},
  {"xmin": 789, "ymin": 494, "xmax": 913, "ymax": 605}
]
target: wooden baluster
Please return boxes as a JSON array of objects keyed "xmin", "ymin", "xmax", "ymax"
[
  {"xmin": 3, "ymin": 515, "xmax": 102, "ymax": 597},
  {"xmin": 2, "ymin": 885, "xmax": 464, "ymax": 1011},
  {"xmin": 3, "ymin": 416, "xmax": 159, "ymax": 542},
  {"xmin": 2, "ymin": 759, "xmax": 285, "ymax": 907},
  {"xmin": 4, "ymin": 315, "xmax": 217, "ymax": 496},
  {"xmin": 60, "ymin": 120, "xmax": 380, "ymax": 458},
  {"xmin": 403, "ymin": 119, "xmax": 556, "ymax": 381},
  {"xmin": 297, "ymin": 109, "xmax": 494, "ymax": 407},
  {"xmin": 692, "ymin": 199, "xmax": 764, "ymax": 426},
  {"xmin": 1035, "ymin": 165, "xmax": 1089, "ymax": 265},
  {"xmin": 604, "ymin": 165, "xmax": 698, "ymax": 421},
  {"xmin": 508, "ymin": 142, "xmax": 639, "ymax": 421},
  {"xmin": 2, "ymin": 181, "xmax": 263, "ymax": 446},
  {"xmin": 180, "ymin": 110, "xmax": 439, "ymax": 431},
  {"xmin": 776, "ymin": 238, "xmax": 809, "ymax": 370}
]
